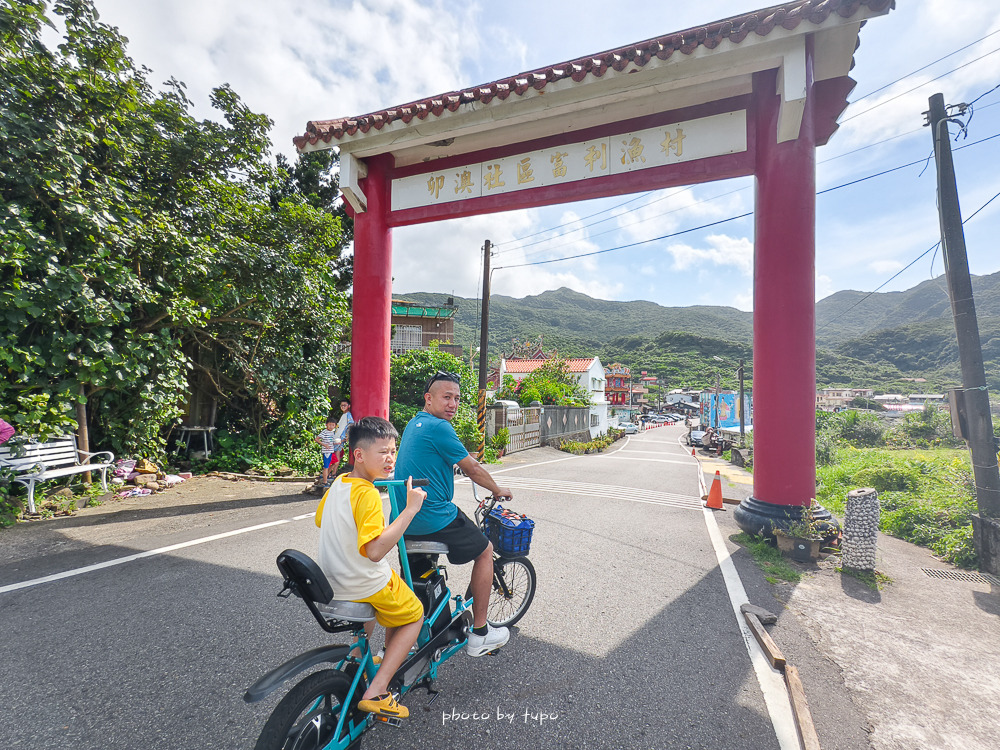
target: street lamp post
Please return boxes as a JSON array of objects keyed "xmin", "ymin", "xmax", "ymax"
[
  {"xmin": 713, "ymin": 356, "xmax": 747, "ymax": 445},
  {"xmin": 738, "ymin": 358, "xmax": 746, "ymax": 445}
]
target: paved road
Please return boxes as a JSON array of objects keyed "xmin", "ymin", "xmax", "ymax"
[{"xmin": 0, "ymin": 425, "xmax": 855, "ymax": 749}]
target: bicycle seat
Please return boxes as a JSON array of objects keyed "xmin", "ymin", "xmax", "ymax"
[
  {"xmin": 405, "ymin": 540, "xmax": 450, "ymax": 554},
  {"xmin": 316, "ymin": 600, "xmax": 377, "ymax": 622}
]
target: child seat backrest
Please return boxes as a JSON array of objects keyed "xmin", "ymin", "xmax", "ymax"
[{"xmin": 276, "ymin": 549, "xmax": 333, "ymax": 605}]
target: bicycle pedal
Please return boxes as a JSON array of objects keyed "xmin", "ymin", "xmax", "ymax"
[{"xmin": 374, "ymin": 715, "xmax": 403, "ymax": 728}]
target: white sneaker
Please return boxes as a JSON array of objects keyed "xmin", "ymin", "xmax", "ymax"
[{"xmin": 465, "ymin": 624, "xmax": 510, "ymax": 657}]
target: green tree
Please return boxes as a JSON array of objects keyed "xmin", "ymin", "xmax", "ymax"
[
  {"xmin": 498, "ymin": 359, "xmax": 591, "ymax": 406},
  {"xmin": 0, "ymin": 0, "xmax": 350, "ymax": 456},
  {"xmin": 387, "ymin": 348, "xmax": 482, "ymax": 451}
]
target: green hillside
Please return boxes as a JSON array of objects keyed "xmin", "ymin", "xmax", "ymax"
[
  {"xmin": 815, "ymin": 270, "xmax": 1000, "ymax": 346},
  {"xmin": 399, "ymin": 277, "xmax": 1000, "ymax": 393}
]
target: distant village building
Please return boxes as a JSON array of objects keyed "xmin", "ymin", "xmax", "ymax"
[
  {"xmin": 499, "ymin": 356, "xmax": 608, "ymax": 438},
  {"xmin": 873, "ymin": 394, "xmax": 923, "ymax": 413},
  {"xmin": 908, "ymin": 393, "xmax": 946, "ymax": 406},
  {"xmin": 390, "ymin": 298, "xmax": 462, "ymax": 357},
  {"xmin": 815, "ymin": 387, "xmax": 875, "ymax": 412}
]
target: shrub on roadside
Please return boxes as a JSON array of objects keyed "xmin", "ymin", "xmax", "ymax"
[{"xmin": 816, "ymin": 448, "xmax": 977, "ymax": 567}]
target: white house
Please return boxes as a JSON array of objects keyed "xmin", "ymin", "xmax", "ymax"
[{"xmin": 499, "ymin": 356, "xmax": 608, "ymax": 438}]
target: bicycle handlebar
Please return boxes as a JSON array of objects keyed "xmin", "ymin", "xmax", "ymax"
[{"xmin": 373, "ymin": 478, "xmax": 429, "ymax": 488}]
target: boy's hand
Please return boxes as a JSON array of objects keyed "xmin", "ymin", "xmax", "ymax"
[{"xmin": 405, "ymin": 476, "xmax": 426, "ymax": 514}]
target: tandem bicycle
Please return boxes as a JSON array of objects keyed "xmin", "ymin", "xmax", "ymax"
[{"xmin": 244, "ymin": 478, "xmax": 536, "ymax": 750}]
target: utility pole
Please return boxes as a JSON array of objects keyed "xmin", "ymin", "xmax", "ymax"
[
  {"xmin": 927, "ymin": 94, "xmax": 1000, "ymax": 529},
  {"xmin": 476, "ymin": 239, "xmax": 491, "ymax": 461},
  {"xmin": 714, "ymin": 371, "xmax": 721, "ymax": 431}
]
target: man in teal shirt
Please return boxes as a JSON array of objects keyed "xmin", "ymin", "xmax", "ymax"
[{"xmin": 395, "ymin": 371, "xmax": 514, "ymax": 657}]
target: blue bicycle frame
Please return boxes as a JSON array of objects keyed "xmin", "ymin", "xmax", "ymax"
[{"xmin": 246, "ymin": 479, "xmax": 475, "ymax": 750}]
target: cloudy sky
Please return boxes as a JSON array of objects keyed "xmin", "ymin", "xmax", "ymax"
[{"xmin": 91, "ymin": 0, "xmax": 1000, "ymax": 311}]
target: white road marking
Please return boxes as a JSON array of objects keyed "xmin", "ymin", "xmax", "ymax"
[
  {"xmin": 0, "ymin": 517, "xmax": 300, "ymax": 595},
  {"xmin": 473, "ymin": 475, "xmax": 703, "ymax": 510},
  {"xmin": 595, "ymin": 455, "xmax": 702, "ymax": 466},
  {"xmin": 702, "ymin": 507, "xmax": 800, "ymax": 750},
  {"xmin": 615, "ymin": 448, "xmax": 692, "ymax": 456}
]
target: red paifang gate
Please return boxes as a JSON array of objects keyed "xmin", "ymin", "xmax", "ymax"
[{"xmin": 294, "ymin": 0, "xmax": 896, "ymax": 535}]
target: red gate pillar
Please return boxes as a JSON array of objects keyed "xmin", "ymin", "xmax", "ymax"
[
  {"xmin": 734, "ymin": 65, "xmax": 837, "ymax": 535},
  {"xmin": 350, "ymin": 155, "xmax": 393, "ymax": 419}
]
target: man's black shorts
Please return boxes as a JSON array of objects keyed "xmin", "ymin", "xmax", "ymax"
[{"xmin": 407, "ymin": 508, "xmax": 489, "ymax": 565}]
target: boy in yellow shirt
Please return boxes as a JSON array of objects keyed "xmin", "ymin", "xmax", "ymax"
[{"xmin": 315, "ymin": 416, "xmax": 426, "ymax": 719}]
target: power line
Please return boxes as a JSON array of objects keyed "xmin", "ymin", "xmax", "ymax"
[
  {"xmin": 817, "ymin": 187, "xmax": 1000, "ymax": 334},
  {"xmin": 492, "ymin": 40, "xmax": 1000, "ymax": 255},
  {"xmin": 493, "ymin": 190, "xmax": 654, "ymax": 251},
  {"xmin": 513, "ymin": 185, "xmax": 749, "ymax": 264},
  {"xmin": 840, "ymin": 46, "xmax": 1000, "ymax": 123},
  {"xmin": 511, "ymin": 122, "xmax": 999, "ymax": 264},
  {"xmin": 494, "ymin": 186, "xmax": 690, "ymax": 256},
  {"xmin": 494, "ymin": 213, "xmax": 752, "ymax": 270},
  {"xmin": 850, "ymin": 28, "xmax": 1000, "ymax": 104},
  {"xmin": 495, "ymin": 127, "xmax": 1000, "ymax": 272}
]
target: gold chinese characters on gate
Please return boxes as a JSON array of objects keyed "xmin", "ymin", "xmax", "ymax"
[{"xmin": 390, "ymin": 110, "xmax": 746, "ymax": 212}]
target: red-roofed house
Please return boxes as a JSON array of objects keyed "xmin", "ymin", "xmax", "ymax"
[{"xmin": 499, "ymin": 356, "xmax": 608, "ymax": 438}]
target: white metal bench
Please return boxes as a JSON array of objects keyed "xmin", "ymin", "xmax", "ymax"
[{"xmin": 0, "ymin": 435, "xmax": 114, "ymax": 514}]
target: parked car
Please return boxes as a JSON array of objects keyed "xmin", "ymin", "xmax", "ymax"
[
  {"xmin": 686, "ymin": 429, "xmax": 707, "ymax": 446},
  {"xmin": 622, "ymin": 422, "xmax": 639, "ymax": 434}
]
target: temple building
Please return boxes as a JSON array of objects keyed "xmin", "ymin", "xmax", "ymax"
[{"xmin": 605, "ymin": 363, "xmax": 631, "ymax": 406}]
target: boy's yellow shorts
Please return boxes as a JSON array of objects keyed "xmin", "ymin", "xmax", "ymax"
[{"xmin": 358, "ymin": 570, "xmax": 423, "ymax": 628}]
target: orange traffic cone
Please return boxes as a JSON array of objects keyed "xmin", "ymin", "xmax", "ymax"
[
  {"xmin": 705, "ymin": 470, "xmax": 724, "ymax": 509},
  {"xmin": 691, "ymin": 447, "xmax": 696, "ymax": 457}
]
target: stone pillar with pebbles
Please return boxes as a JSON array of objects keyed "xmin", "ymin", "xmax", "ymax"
[{"xmin": 842, "ymin": 487, "xmax": 880, "ymax": 572}]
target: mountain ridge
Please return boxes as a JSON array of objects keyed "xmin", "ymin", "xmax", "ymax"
[{"xmin": 399, "ymin": 270, "xmax": 1000, "ymax": 391}]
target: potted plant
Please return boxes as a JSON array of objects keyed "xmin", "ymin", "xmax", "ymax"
[
  {"xmin": 774, "ymin": 502, "xmax": 833, "ymax": 562},
  {"xmin": 490, "ymin": 428, "xmax": 510, "ymax": 457}
]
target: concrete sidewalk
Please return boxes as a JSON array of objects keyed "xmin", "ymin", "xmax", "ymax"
[{"xmin": 700, "ymin": 451, "xmax": 1000, "ymax": 750}]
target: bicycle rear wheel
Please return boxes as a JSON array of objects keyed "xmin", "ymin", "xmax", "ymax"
[
  {"xmin": 486, "ymin": 556, "xmax": 536, "ymax": 628},
  {"xmin": 253, "ymin": 669, "xmax": 364, "ymax": 750}
]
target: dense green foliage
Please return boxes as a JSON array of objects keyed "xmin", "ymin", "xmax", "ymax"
[
  {"xmin": 386, "ymin": 347, "xmax": 482, "ymax": 453},
  {"xmin": 1, "ymin": 0, "xmax": 350, "ymax": 458}
]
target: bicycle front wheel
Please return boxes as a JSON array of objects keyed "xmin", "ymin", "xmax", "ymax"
[
  {"xmin": 253, "ymin": 669, "xmax": 364, "ymax": 750},
  {"xmin": 487, "ymin": 556, "xmax": 536, "ymax": 628}
]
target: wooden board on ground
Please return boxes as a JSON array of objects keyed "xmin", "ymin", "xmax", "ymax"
[
  {"xmin": 743, "ymin": 610, "xmax": 786, "ymax": 670},
  {"xmin": 785, "ymin": 664, "xmax": 822, "ymax": 750}
]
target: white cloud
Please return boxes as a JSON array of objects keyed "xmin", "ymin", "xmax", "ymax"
[
  {"xmin": 816, "ymin": 274, "xmax": 834, "ymax": 301},
  {"xmin": 869, "ymin": 259, "xmax": 904, "ymax": 274},
  {"xmin": 614, "ymin": 182, "xmax": 749, "ymax": 243},
  {"xmin": 95, "ymin": 0, "xmax": 481, "ymax": 157},
  {"xmin": 391, "ymin": 206, "xmax": 626, "ymax": 300},
  {"xmin": 732, "ymin": 290, "xmax": 753, "ymax": 311},
  {"xmin": 664, "ymin": 234, "xmax": 753, "ymax": 275},
  {"xmin": 836, "ymin": 4, "xmax": 1000, "ymax": 152}
]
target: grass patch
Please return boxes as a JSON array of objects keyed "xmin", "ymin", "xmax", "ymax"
[
  {"xmin": 732, "ymin": 532, "xmax": 802, "ymax": 584},
  {"xmin": 816, "ymin": 447, "xmax": 977, "ymax": 568},
  {"xmin": 836, "ymin": 566, "xmax": 893, "ymax": 591}
]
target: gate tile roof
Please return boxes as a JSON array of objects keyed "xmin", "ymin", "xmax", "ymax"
[
  {"xmin": 295, "ymin": 0, "xmax": 894, "ymax": 150},
  {"xmin": 504, "ymin": 358, "xmax": 597, "ymax": 374}
]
